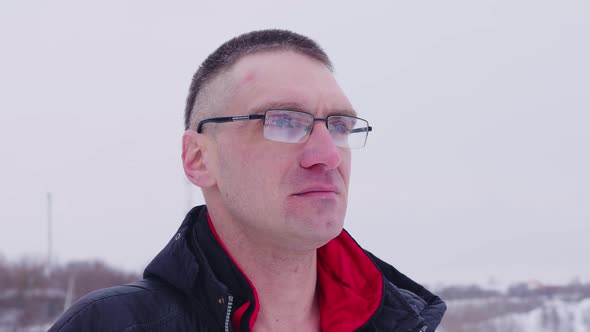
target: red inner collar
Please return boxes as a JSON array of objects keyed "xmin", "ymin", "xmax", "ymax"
[
  {"xmin": 207, "ymin": 215, "xmax": 383, "ymax": 332},
  {"xmin": 316, "ymin": 230, "xmax": 383, "ymax": 331}
]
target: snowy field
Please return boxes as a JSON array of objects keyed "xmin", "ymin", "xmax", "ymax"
[{"xmin": 439, "ymin": 296, "xmax": 590, "ymax": 331}]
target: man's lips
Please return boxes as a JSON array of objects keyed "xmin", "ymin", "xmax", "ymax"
[{"xmin": 293, "ymin": 185, "xmax": 340, "ymax": 196}]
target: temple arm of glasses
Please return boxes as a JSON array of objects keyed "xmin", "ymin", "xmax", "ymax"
[
  {"xmin": 196, "ymin": 115, "xmax": 265, "ymax": 133},
  {"xmin": 350, "ymin": 126, "xmax": 372, "ymax": 133}
]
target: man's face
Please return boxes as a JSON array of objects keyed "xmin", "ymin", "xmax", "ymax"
[{"xmin": 205, "ymin": 51, "xmax": 353, "ymax": 250}]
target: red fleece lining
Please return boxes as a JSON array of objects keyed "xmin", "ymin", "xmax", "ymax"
[
  {"xmin": 207, "ymin": 214, "xmax": 259, "ymax": 332},
  {"xmin": 317, "ymin": 231, "xmax": 383, "ymax": 331}
]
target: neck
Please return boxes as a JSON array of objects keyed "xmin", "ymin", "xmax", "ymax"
[
  {"xmin": 246, "ymin": 249, "xmax": 320, "ymax": 332},
  {"xmin": 208, "ymin": 210, "xmax": 321, "ymax": 332}
]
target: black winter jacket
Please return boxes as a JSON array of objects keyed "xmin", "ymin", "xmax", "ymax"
[{"xmin": 49, "ymin": 205, "xmax": 446, "ymax": 331}]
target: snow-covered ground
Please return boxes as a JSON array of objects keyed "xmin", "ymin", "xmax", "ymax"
[
  {"xmin": 478, "ymin": 298, "xmax": 590, "ymax": 332},
  {"xmin": 440, "ymin": 296, "xmax": 590, "ymax": 332}
]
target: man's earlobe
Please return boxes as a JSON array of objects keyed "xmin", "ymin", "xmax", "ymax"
[{"xmin": 182, "ymin": 130, "xmax": 216, "ymax": 188}]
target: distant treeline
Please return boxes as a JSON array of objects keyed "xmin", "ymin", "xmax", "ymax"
[
  {"xmin": 438, "ymin": 280, "xmax": 590, "ymax": 300},
  {"xmin": 0, "ymin": 256, "xmax": 140, "ymax": 329}
]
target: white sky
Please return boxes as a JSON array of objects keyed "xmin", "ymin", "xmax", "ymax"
[{"xmin": 1, "ymin": 1, "xmax": 588, "ymax": 286}]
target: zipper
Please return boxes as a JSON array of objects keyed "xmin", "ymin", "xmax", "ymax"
[{"xmin": 224, "ymin": 294, "xmax": 234, "ymax": 332}]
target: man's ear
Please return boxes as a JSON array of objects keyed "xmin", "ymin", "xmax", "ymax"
[{"xmin": 182, "ymin": 130, "xmax": 216, "ymax": 188}]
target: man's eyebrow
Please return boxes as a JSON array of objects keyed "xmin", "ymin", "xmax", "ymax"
[
  {"xmin": 325, "ymin": 108, "xmax": 358, "ymax": 118},
  {"xmin": 250, "ymin": 101, "xmax": 307, "ymax": 114},
  {"xmin": 250, "ymin": 101, "xmax": 358, "ymax": 117}
]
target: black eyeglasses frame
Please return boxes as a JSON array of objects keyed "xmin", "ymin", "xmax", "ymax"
[{"xmin": 195, "ymin": 109, "xmax": 372, "ymax": 135}]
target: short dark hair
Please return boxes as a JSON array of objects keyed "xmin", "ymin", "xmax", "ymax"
[{"xmin": 184, "ymin": 29, "xmax": 333, "ymax": 130}]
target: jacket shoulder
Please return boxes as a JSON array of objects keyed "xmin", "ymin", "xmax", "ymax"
[
  {"xmin": 48, "ymin": 279, "xmax": 188, "ymax": 332},
  {"xmin": 364, "ymin": 250, "xmax": 447, "ymax": 331}
]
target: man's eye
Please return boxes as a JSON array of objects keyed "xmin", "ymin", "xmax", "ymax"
[
  {"xmin": 268, "ymin": 116, "xmax": 305, "ymax": 128},
  {"xmin": 331, "ymin": 122, "xmax": 351, "ymax": 134},
  {"xmin": 271, "ymin": 118, "xmax": 292, "ymax": 127}
]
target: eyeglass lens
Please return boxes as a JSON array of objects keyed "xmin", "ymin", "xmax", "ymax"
[{"xmin": 263, "ymin": 110, "xmax": 369, "ymax": 148}]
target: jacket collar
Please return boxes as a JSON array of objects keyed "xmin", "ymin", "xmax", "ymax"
[
  {"xmin": 144, "ymin": 205, "xmax": 445, "ymax": 331},
  {"xmin": 144, "ymin": 206, "xmax": 232, "ymax": 329}
]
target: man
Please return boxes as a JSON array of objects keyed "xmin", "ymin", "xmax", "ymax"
[{"xmin": 49, "ymin": 29, "xmax": 446, "ymax": 332}]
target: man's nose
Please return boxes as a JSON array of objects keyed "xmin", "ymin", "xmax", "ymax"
[{"xmin": 299, "ymin": 122, "xmax": 342, "ymax": 170}]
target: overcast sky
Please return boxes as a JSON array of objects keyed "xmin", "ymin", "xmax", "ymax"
[{"xmin": 1, "ymin": 1, "xmax": 588, "ymax": 286}]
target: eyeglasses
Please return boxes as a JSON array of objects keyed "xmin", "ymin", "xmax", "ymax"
[{"xmin": 196, "ymin": 109, "xmax": 373, "ymax": 149}]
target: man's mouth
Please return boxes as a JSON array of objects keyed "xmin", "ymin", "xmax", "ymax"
[{"xmin": 293, "ymin": 185, "xmax": 340, "ymax": 197}]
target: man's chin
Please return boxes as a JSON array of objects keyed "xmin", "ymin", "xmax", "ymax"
[{"xmin": 288, "ymin": 216, "xmax": 345, "ymax": 248}]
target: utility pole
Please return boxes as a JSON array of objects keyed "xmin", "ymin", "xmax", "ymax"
[{"xmin": 47, "ymin": 192, "xmax": 53, "ymax": 269}]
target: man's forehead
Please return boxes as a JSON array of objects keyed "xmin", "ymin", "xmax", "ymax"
[{"xmin": 219, "ymin": 50, "xmax": 353, "ymax": 116}]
